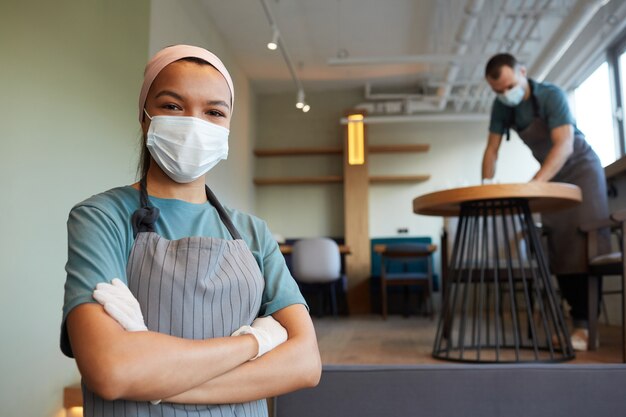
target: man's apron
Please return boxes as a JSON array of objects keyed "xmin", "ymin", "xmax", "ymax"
[
  {"xmin": 82, "ymin": 181, "xmax": 268, "ymax": 417},
  {"xmin": 510, "ymin": 80, "xmax": 610, "ymax": 275}
]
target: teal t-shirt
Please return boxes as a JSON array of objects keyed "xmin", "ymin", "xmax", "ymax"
[
  {"xmin": 62, "ymin": 186, "xmax": 306, "ymax": 326},
  {"xmin": 488, "ymin": 80, "xmax": 583, "ymax": 137}
]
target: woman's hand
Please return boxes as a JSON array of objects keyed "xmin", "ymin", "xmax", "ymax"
[
  {"xmin": 232, "ymin": 316, "xmax": 288, "ymax": 359},
  {"xmin": 93, "ymin": 278, "xmax": 148, "ymax": 332},
  {"xmin": 164, "ymin": 304, "xmax": 321, "ymax": 404}
]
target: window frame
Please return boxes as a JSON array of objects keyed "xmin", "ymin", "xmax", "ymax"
[
  {"xmin": 607, "ymin": 30, "xmax": 626, "ymax": 158},
  {"xmin": 571, "ymin": 26, "xmax": 626, "ymax": 168}
]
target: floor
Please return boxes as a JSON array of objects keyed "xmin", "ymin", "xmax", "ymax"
[{"xmin": 313, "ymin": 314, "xmax": 624, "ymax": 364}]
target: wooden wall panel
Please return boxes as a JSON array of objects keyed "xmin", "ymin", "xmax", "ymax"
[{"xmin": 344, "ymin": 113, "xmax": 371, "ymax": 313}]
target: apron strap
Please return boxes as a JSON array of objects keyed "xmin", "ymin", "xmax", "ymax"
[
  {"xmin": 205, "ymin": 185, "xmax": 243, "ymax": 240},
  {"xmin": 504, "ymin": 78, "xmax": 540, "ymax": 142},
  {"xmin": 131, "ymin": 178, "xmax": 243, "ymax": 240},
  {"xmin": 528, "ymin": 79, "xmax": 540, "ymax": 118},
  {"xmin": 131, "ymin": 177, "xmax": 161, "ymax": 238}
]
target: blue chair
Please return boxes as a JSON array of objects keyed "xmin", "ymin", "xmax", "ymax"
[{"xmin": 375, "ymin": 242, "xmax": 436, "ymax": 320}]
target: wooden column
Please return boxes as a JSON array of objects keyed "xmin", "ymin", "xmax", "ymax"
[{"xmin": 343, "ymin": 111, "xmax": 371, "ymax": 313}]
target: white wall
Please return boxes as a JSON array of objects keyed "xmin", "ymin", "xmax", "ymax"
[
  {"xmin": 0, "ymin": 1, "xmax": 150, "ymax": 416},
  {"xmin": 255, "ymin": 88, "xmax": 539, "ymax": 276},
  {"xmin": 255, "ymin": 89, "xmax": 362, "ymax": 238},
  {"xmin": 149, "ymin": 0, "xmax": 256, "ymax": 212},
  {"xmin": 368, "ymin": 121, "xmax": 538, "ymax": 236}
]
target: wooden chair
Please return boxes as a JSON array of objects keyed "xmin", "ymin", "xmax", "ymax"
[
  {"xmin": 580, "ymin": 209, "xmax": 626, "ymax": 361},
  {"xmin": 375, "ymin": 243, "xmax": 436, "ymax": 320}
]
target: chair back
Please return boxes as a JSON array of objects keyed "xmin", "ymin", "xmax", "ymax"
[
  {"xmin": 292, "ymin": 238, "xmax": 341, "ymax": 284},
  {"xmin": 382, "ymin": 243, "xmax": 433, "ymax": 258},
  {"xmin": 370, "ymin": 237, "xmax": 432, "ymax": 277}
]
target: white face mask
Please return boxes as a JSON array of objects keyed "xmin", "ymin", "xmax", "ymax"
[
  {"xmin": 144, "ymin": 110, "xmax": 229, "ymax": 183},
  {"xmin": 497, "ymin": 83, "xmax": 525, "ymax": 107}
]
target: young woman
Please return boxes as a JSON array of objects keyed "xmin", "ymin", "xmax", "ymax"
[{"xmin": 61, "ymin": 44, "xmax": 321, "ymax": 416}]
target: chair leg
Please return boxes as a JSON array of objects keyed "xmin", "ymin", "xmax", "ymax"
[
  {"xmin": 381, "ymin": 278, "xmax": 388, "ymax": 320},
  {"xmin": 329, "ymin": 281, "xmax": 338, "ymax": 317},
  {"xmin": 427, "ymin": 265, "xmax": 434, "ymax": 320},
  {"xmin": 588, "ymin": 275, "xmax": 599, "ymax": 351},
  {"xmin": 622, "ymin": 271, "xmax": 626, "ymax": 363},
  {"xmin": 403, "ymin": 286, "xmax": 411, "ymax": 317},
  {"xmin": 317, "ymin": 284, "xmax": 324, "ymax": 318},
  {"xmin": 601, "ymin": 296, "xmax": 610, "ymax": 326}
]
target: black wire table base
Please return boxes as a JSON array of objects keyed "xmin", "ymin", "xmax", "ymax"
[{"xmin": 432, "ymin": 198, "xmax": 575, "ymax": 363}]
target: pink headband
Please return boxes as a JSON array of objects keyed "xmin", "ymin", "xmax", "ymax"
[{"xmin": 138, "ymin": 45, "xmax": 235, "ymax": 122}]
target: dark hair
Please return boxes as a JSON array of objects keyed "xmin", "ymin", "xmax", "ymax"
[
  {"xmin": 136, "ymin": 57, "xmax": 213, "ymax": 180},
  {"xmin": 137, "ymin": 132, "xmax": 151, "ymax": 181},
  {"xmin": 485, "ymin": 53, "xmax": 519, "ymax": 79}
]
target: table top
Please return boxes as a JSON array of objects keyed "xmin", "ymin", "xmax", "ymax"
[{"xmin": 413, "ymin": 182, "xmax": 582, "ymax": 217}]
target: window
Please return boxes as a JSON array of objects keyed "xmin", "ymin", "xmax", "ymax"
[
  {"xmin": 568, "ymin": 25, "xmax": 626, "ymax": 168},
  {"xmin": 574, "ymin": 62, "xmax": 617, "ymax": 167}
]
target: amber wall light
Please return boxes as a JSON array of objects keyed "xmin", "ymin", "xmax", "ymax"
[{"xmin": 347, "ymin": 114, "xmax": 365, "ymax": 165}]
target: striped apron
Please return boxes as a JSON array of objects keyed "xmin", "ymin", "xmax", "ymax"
[
  {"xmin": 82, "ymin": 182, "xmax": 267, "ymax": 417},
  {"xmin": 512, "ymin": 80, "xmax": 610, "ymax": 274}
]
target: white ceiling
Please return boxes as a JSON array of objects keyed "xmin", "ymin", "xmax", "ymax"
[{"xmin": 199, "ymin": 0, "xmax": 607, "ymax": 114}]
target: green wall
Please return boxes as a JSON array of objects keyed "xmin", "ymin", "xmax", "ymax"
[{"xmin": 0, "ymin": 1, "xmax": 150, "ymax": 416}]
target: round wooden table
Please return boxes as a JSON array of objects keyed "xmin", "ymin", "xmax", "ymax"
[{"xmin": 413, "ymin": 183, "xmax": 582, "ymax": 363}]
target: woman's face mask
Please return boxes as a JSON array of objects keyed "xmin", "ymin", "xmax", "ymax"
[{"xmin": 144, "ymin": 110, "xmax": 229, "ymax": 183}]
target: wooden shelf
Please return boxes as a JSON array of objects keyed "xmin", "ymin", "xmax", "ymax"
[
  {"xmin": 254, "ymin": 175, "xmax": 430, "ymax": 185},
  {"xmin": 254, "ymin": 144, "xmax": 431, "ymax": 186},
  {"xmin": 369, "ymin": 144, "xmax": 430, "ymax": 153},
  {"xmin": 369, "ymin": 175, "xmax": 431, "ymax": 183},
  {"xmin": 254, "ymin": 147, "xmax": 342, "ymax": 156},
  {"xmin": 254, "ymin": 176, "xmax": 343, "ymax": 185},
  {"xmin": 254, "ymin": 144, "xmax": 429, "ymax": 157}
]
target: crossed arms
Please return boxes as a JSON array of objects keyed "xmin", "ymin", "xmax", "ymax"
[{"xmin": 67, "ymin": 301, "xmax": 321, "ymax": 403}]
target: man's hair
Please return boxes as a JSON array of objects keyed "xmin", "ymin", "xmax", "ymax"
[{"xmin": 485, "ymin": 53, "xmax": 519, "ymax": 79}]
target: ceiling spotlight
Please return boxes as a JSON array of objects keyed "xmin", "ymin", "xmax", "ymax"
[
  {"xmin": 302, "ymin": 103, "xmax": 311, "ymax": 113},
  {"xmin": 295, "ymin": 89, "xmax": 305, "ymax": 109},
  {"xmin": 267, "ymin": 27, "xmax": 279, "ymax": 50}
]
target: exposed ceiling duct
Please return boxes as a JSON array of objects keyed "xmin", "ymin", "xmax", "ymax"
[
  {"xmin": 202, "ymin": 0, "xmax": 622, "ymax": 121},
  {"xmin": 530, "ymin": 0, "xmax": 611, "ymax": 81},
  {"xmin": 550, "ymin": 0, "xmax": 626, "ymax": 88},
  {"xmin": 435, "ymin": 0, "xmax": 486, "ymax": 111},
  {"xmin": 348, "ymin": 0, "xmax": 613, "ymax": 121}
]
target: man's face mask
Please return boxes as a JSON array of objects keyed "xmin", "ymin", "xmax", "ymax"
[{"xmin": 496, "ymin": 72, "xmax": 525, "ymax": 107}]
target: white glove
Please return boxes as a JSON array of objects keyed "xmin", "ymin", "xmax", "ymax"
[
  {"xmin": 93, "ymin": 279, "xmax": 160, "ymax": 404},
  {"xmin": 231, "ymin": 316, "xmax": 288, "ymax": 359},
  {"xmin": 482, "ymin": 178, "xmax": 494, "ymax": 185},
  {"xmin": 93, "ymin": 278, "xmax": 148, "ymax": 332}
]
